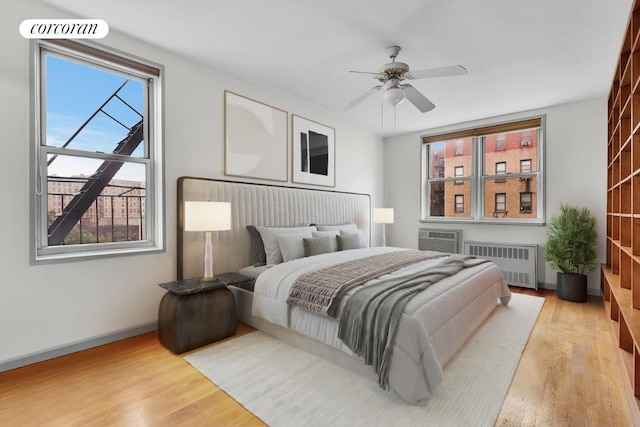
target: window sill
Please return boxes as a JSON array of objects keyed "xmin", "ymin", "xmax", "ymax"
[
  {"xmin": 420, "ymin": 218, "xmax": 545, "ymax": 226},
  {"xmin": 32, "ymin": 244, "xmax": 165, "ymax": 265}
]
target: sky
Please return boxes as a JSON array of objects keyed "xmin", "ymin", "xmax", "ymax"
[{"xmin": 45, "ymin": 53, "xmax": 146, "ymax": 182}]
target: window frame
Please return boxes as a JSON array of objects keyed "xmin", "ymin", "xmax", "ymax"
[
  {"xmin": 420, "ymin": 116, "xmax": 545, "ymax": 225},
  {"xmin": 520, "ymin": 191, "xmax": 533, "ymax": 213},
  {"xmin": 520, "ymin": 159, "xmax": 532, "ymax": 173},
  {"xmin": 495, "ymin": 193, "xmax": 506, "ymax": 213},
  {"xmin": 454, "ymin": 194, "xmax": 464, "ymax": 213},
  {"xmin": 30, "ymin": 39, "xmax": 165, "ymax": 264},
  {"xmin": 454, "ymin": 165, "xmax": 464, "ymax": 185}
]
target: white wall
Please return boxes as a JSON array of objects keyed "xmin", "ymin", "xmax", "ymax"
[
  {"xmin": 0, "ymin": 0, "xmax": 384, "ymax": 366},
  {"xmin": 384, "ymin": 98, "xmax": 607, "ymax": 294}
]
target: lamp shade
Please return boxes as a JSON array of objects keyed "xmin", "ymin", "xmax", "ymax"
[
  {"xmin": 384, "ymin": 87, "xmax": 405, "ymax": 107},
  {"xmin": 373, "ymin": 208, "xmax": 394, "ymax": 224},
  {"xmin": 184, "ymin": 201, "xmax": 231, "ymax": 231}
]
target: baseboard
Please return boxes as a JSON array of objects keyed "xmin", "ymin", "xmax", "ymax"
[{"xmin": 0, "ymin": 322, "xmax": 157, "ymax": 373}]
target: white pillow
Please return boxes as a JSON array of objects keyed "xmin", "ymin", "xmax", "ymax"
[
  {"xmin": 316, "ymin": 223, "xmax": 359, "ymax": 233},
  {"xmin": 339, "ymin": 228, "xmax": 368, "ymax": 248},
  {"xmin": 256, "ymin": 226, "xmax": 317, "ymax": 264},
  {"xmin": 277, "ymin": 232, "xmax": 313, "ymax": 262}
]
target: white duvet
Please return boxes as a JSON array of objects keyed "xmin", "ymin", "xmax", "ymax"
[{"xmin": 252, "ymin": 247, "xmax": 511, "ymax": 404}]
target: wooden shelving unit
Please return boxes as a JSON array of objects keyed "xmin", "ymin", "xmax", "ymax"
[{"xmin": 604, "ymin": 2, "xmax": 640, "ymax": 421}]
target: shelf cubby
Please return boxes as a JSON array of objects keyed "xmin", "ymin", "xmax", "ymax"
[
  {"xmin": 633, "ymin": 135, "xmax": 640, "ymax": 173},
  {"xmin": 634, "ymin": 218, "xmax": 640, "ymax": 257}
]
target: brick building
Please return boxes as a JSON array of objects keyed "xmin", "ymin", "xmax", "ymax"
[
  {"xmin": 48, "ymin": 176, "xmax": 145, "ymax": 242},
  {"xmin": 430, "ymin": 129, "xmax": 537, "ymax": 218}
]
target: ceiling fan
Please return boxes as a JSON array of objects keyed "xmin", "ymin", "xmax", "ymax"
[{"xmin": 344, "ymin": 46, "xmax": 467, "ymax": 113}]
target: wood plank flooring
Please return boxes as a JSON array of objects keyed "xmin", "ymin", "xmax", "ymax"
[{"xmin": 0, "ymin": 288, "xmax": 633, "ymax": 426}]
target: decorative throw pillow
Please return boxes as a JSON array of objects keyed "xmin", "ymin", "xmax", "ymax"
[
  {"xmin": 246, "ymin": 225, "xmax": 266, "ymax": 265},
  {"xmin": 312, "ymin": 230, "xmax": 339, "ymax": 251},
  {"xmin": 316, "ymin": 224, "xmax": 368, "ymax": 248},
  {"xmin": 304, "ymin": 235, "xmax": 336, "ymax": 257},
  {"xmin": 277, "ymin": 232, "xmax": 313, "ymax": 262},
  {"xmin": 256, "ymin": 226, "xmax": 317, "ymax": 265},
  {"xmin": 337, "ymin": 233, "xmax": 362, "ymax": 251}
]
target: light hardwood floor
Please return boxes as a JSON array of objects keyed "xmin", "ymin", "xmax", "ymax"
[{"xmin": 0, "ymin": 288, "xmax": 633, "ymax": 426}]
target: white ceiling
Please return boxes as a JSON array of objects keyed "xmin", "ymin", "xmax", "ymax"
[{"xmin": 42, "ymin": 0, "xmax": 633, "ymax": 137}]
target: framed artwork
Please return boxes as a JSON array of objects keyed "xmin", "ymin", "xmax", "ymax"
[
  {"xmin": 224, "ymin": 91, "xmax": 288, "ymax": 181},
  {"xmin": 292, "ymin": 115, "xmax": 335, "ymax": 187}
]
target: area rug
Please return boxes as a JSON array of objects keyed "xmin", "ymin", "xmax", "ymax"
[{"xmin": 185, "ymin": 293, "xmax": 543, "ymax": 427}]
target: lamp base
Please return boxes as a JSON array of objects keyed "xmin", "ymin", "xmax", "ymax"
[{"xmin": 200, "ymin": 276, "xmax": 218, "ymax": 282}]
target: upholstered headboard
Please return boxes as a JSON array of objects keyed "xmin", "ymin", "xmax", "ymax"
[{"xmin": 177, "ymin": 177, "xmax": 371, "ymax": 280}]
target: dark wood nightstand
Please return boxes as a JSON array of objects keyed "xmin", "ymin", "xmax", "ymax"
[{"xmin": 157, "ymin": 273, "xmax": 252, "ymax": 354}]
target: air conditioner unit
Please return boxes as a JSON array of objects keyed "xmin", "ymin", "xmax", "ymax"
[{"xmin": 418, "ymin": 228, "xmax": 461, "ymax": 254}]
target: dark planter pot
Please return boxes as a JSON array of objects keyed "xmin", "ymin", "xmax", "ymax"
[{"xmin": 557, "ymin": 272, "xmax": 587, "ymax": 302}]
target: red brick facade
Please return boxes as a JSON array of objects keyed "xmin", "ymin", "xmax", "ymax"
[{"xmin": 429, "ymin": 129, "xmax": 538, "ymax": 219}]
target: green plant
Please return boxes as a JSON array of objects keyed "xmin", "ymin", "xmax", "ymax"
[{"xmin": 544, "ymin": 204, "xmax": 598, "ymax": 274}]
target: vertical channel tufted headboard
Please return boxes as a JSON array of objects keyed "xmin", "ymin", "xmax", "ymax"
[{"xmin": 177, "ymin": 177, "xmax": 371, "ymax": 280}]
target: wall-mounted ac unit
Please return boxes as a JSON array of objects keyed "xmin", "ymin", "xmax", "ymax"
[
  {"xmin": 463, "ymin": 241, "xmax": 538, "ymax": 289},
  {"xmin": 418, "ymin": 228, "xmax": 461, "ymax": 254}
]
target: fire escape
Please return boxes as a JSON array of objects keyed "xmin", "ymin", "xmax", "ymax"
[{"xmin": 47, "ymin": 80, "xmax": 144, "ymax": 246}]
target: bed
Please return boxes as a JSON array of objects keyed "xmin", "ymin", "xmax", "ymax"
[{"xmin": 178, "ymin": 177, "xmax": 511, "ymax": 404}]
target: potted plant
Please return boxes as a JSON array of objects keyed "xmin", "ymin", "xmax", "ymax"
[{"xmin": 543, "ymin": 204, "xmax": 598, "ymax": 302}]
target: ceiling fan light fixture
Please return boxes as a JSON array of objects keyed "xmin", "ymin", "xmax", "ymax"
[{"xmin": 384, "ymin": 86, "xmax": 405, "ymax": 107}]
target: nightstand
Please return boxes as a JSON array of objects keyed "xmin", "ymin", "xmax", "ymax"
[{"xmin": 157, "ymin": 273, "xmax": 251, "ymax": 354}]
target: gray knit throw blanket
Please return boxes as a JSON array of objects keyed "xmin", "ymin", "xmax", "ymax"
[
  {"xmin": 338, "ymin": 254, "xmax": 489, "ymax": 390},
  {"xmin": 287, "ymin": 250, "xmax": 443, "ymax": 318}
]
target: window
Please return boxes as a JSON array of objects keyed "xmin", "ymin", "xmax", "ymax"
[
  {"xmin": 421, "ymin": 117, "xmax": 544, "ymax": 223},
  {"xmin": 521, "ymin": 132, "xmax": 532, "ymax": 147},
  {"xmin": 494, "ymin": 193, "xmax": 506, "ymax": 215},
  {"xmin": 31, "ymin": 40, "xmax": 164, "ymax": 263},
  {"xmin": 495, "ymin": 161, "xmax": 506, "ymax": 183},
  {"xmin": 520, "ymin": 192, "xmax": 532, "ymax": 213},
  {"xmin": 455, "ymin": 195, "xmax": 464, "ymax": 213},
  {"xmin": 454, "ymin": 140, "xmax": 464, "ymax": 156},
  {"xmin": 454, "ymin": 166, "xmax": 464, "ymax": 184}
]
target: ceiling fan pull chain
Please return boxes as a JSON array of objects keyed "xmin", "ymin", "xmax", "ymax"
[{"xmin": 394, "ymin": 105, "xmax": 397, "ymax": 129}]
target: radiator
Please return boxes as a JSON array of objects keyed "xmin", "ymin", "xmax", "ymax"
[
  {"xmin": 463, "ymin": 241, "xmax": 538, "ymax": 289},
  {"xmin": 418, "ymin": 228, "xmax": 461, "ymax": 254}
]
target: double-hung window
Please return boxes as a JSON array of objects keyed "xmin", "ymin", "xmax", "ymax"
[
  {"xmin": 421, "ymin": 117, "xmax": 544, "ymax": 223},
  {"xmin": 30, "ymin": 40, "xmax": 164, "ymax": 263}
]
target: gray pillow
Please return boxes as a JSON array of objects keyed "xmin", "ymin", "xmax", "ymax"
[
  {"xmin": 257, "ymin": 226, "xmax": 317, "ymax": 264},
  {"xmin": 337, "ymin": 233, "xmax": 362, "ymax": 251},
  {"xmin": 246, "ymin": 225, "xmax": 266, "ymax": 265},
  {"xmin": 277, "ymin": 232, "xmax": 313, "ymax": 262},
  {"xmin": 312, "ymin": 230, "xmax": 338, "ymax": 251},
  {"xmin": 304, "ymin": 235, "xmax": 336, "ymax": 257}
]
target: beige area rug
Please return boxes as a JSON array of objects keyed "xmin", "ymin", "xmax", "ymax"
[{"xmin": 185, "ymin": 293, "xmax": 544, "ymax": 427}]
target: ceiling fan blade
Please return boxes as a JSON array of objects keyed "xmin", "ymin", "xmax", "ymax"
[
  {"xmin": 403, "ymin": 85, "xmax": 435, "ymax": 113},
  {"xmin": 408, "ymin": 65, "xmax": 467, "ymax": 80},
  {"xmin": 343, "ymin": 85, "xmax": 382, "ymax": 111},
  {"xmin": 349, "ymin": 70, "xmax": 380, "ymax": 76}
]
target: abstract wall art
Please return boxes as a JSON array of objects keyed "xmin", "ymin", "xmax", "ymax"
[
  {"xmin": 224, "ymin": 91, "xmax": 288, "ymax": 181},
  {"xmin": 292, "ymin": 115, "xmax": 335, "ymax": 187}
]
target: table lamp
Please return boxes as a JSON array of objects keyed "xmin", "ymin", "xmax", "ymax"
[
  {"xmin": 373, "ymin": 208, "xmax": 394, "ymax": 246},
  {"xmin": 184, "ymin": 201, "xmax": 231, "ymax": 281}
]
